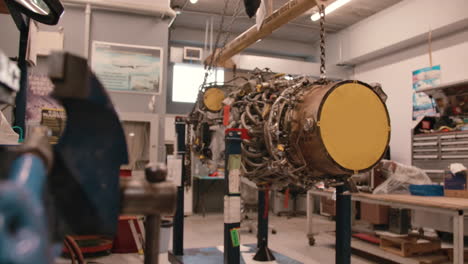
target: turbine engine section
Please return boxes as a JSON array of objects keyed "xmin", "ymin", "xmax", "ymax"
[
  {"xmin": 260, "ymin": 80, "xmax": 391, "ymax": 188},
  {"xmin": 189, "ymin": 69, "xmax": 391, "ymax": 189}
]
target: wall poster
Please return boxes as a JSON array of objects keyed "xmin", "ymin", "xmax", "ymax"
[
  {"xmin": 91, "ymin": 41, "xmax": 162, "ymax": 94},
  {"xmin": 27, "ymin": 72, "xmax": 63, "ymax": 122},
  {"xmin": 412, "ymin": 65, "xmax": 441, "ymax": 120}
]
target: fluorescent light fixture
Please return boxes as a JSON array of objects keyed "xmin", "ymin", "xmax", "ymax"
[
  {"xmin": 310, "ymin": 0, "xmax": 352, "ymax": 21},
  {"xmin": 190, "ymin": 0, "xmax": 198, "ymax": 4}
]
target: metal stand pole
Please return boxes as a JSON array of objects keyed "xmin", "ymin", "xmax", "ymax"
[
  {"xmin": 253, "ymin": 189, "xmax": 275, "ymax": 261},
  {"xmin": 257, "ymin": 190, "xmax": 268, "ymax": 248},
  {"xmin": 13, "ymin": 18, "xmax": 30, "ymax": 135},
  {"xmin": 145, "ymin": 214, "xmax": 161, "ymax": 264},
  {"xmin": 224, "ymin": 129, "xmax": 242, "ymax": 264},
  {"xmin": 335, "ymin": 184, "xmax": 351, "ymax": 264},
  {"xmin": 172, "ymin": 117, "xmax": 186, "ymax": 256}
]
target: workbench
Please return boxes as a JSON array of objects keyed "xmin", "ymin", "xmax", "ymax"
[{"xmin": 307, "ymin": 190, "xmax": 468, "ymax": 264}]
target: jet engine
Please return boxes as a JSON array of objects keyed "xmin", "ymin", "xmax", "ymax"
[{"xmin": 189, "ymin": 68, "xmax": 390, "ymax": 189}]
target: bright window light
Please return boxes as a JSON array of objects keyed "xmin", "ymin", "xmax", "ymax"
[
  {"xmin": 190, "ymin": 0, "xmax": 198, "ymax": 4},
  {"xmin": 172, "ymin": 64, "xmax": 224, "ymax": 103},
  {"xmin": 311, "ymin": 0, "xmax": 352, "ymax": 21}
]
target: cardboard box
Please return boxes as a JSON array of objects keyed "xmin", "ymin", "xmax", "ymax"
[
  {"xmin": 320, "ymin": 197, "xmax": 336, "ymax": 216},
  {"xmin": 444, "ymin": 170, "xmax": 468, "ymax": 198},
  {"xmin": 360, "ymin": 202, "xmax": 389, "ymax": 225}
]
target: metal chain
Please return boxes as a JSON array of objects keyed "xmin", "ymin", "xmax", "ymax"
[
  {"xmin": 202, "ymin": 0, "xmax": 231, "ymax": 88},
  {"xmin": 214, "ymin": 0, "xmax": 243, "ymax": 66},
  {"xmin": 318, "ymin": 4, "xmax": 327, "ymax": 82}
]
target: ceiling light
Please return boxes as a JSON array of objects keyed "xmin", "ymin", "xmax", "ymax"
[
  {"xmin": 310, "ymin": 0, "xmax": 352, "ymax": 21},
  {"xmin": 189, "ymin": 0, "xmax": 198, "ymax": 4}
]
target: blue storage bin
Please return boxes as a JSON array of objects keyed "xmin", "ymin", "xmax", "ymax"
[{"xmin": 409, "ymin": 184, "xmax": 444, "ymax": 196}]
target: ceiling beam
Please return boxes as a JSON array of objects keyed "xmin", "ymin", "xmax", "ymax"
[{"xmin": 205, "ymin": 0, "xmax": 326, "ymax": 66}]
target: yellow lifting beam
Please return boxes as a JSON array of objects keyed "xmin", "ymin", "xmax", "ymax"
[{"xmin": 205, "ymin": 0, "xmax": 324, "ymax": 66}]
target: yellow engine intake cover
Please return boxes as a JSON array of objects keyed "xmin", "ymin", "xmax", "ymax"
[
  {"xmin": 203, "ymin": 87, "xmax": 225, "ymax": 112},
  {"xmin": 319, "ymin": 82, "xmax": 390, "ymax": 172}
]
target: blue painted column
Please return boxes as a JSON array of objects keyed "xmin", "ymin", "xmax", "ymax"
[
  {"xmin": 335, "ymin": 184, "xmax": 351, "ymax": 264},
  {"xmin": 224, "ymin": 129, "xmax": 243, "ymax": 264},
  {"xmin": 172, "ymin": 116, "xmax": 186, "ymax": 256},
  {"xmin": 13, "ymin": 18, "xmax": 30, "ymax": 136}
]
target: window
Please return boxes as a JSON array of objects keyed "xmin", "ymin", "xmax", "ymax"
[{"xmin": 172, "ymin": 63, "xmax": 224, "ymax": 103}]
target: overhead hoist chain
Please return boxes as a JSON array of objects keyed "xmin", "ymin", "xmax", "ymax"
[{"xmin": 317, "ymin": 4, "xmax": 328, "ymax": 84}]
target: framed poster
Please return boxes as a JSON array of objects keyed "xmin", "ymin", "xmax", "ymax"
[
  {"xmin": 412, "ymin": 65, "xmax": 441, "ymax": 120},
  {"xmin": 91, "ymin": 41, "xmax": 163, "ymax": 94}
]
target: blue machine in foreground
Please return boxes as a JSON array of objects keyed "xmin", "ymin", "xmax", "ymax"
[
  {"xmin": 1, "ymin": 1, "xmax": 177, "ymax": 263},
  {"xmin": 0, "ymin": 51, "xmax": 177, "ymax": 264},
  {"xmin": 0, "ymin": 52, "xmax": 129, "ymax": 264}
]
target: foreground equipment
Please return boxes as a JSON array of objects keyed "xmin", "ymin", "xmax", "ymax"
[{"xmin": 0, "ymin": 52, "xmax": 176, "ymax": 264}]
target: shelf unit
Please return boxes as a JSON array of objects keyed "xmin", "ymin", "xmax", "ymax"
[
  {"xmin": 412, "ymin": 79, "xmax": 468, "ymax": 182},
  {"xmin": 415, "ymin": 79, "xmax": 468, "ymax": 97}
]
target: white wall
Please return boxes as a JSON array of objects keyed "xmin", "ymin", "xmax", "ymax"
[
  {"xmin": 327, "ymin": 0, "xmax": 468, "ymax": 65},
  {"xmin": 353, "ymin": 28, "xmax": 468, "ymax": 165}
]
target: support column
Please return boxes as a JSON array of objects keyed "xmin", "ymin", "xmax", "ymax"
[
  {"xmin": 13, "ymin": 18, "xmax": 30, "ymax": 135},
  {"xmin": 254, "ymin": 188, "xmax": 275, "ymax": 261},
  {"xmin": 335, "ymin": 185, "xmax": 351, "ymax": 264},
  {"xmin": 224, "ymin": 129, "xmax": 243, "ymax": 264},
  {"xmin": 172, "ymin": 117, "xmax": 186, "ymax": 256},
  {"xmin": 257, "ymin": 190, "xmax": 268, "ymax": 248}
]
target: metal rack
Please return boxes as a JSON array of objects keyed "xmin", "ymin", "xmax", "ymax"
[{"xmin": 412, "ymin": 131, "xmax": 468, "ymax": 182}]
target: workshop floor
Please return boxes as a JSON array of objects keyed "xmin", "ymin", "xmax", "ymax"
[{"xmin": 56, "ymin": 214, "xmax": 375, "ymax": 264}]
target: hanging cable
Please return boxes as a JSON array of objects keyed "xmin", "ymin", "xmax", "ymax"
[
  {"xmin": 201, "ymin": 0, "xmax": 231, "ymax": 88},
  {"xmin": 214, "ymin": 0, "xmax": 243, "ymax": 67}
]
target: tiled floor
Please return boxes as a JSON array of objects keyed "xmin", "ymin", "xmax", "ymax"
[{"xmin": 56, "ymin": 214, "xmax": 375, "ymax": 264}]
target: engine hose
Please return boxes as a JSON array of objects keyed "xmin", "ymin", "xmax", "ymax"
[
  {"xmin": 243, "ymin": 156, "xmax": 267, "ymax": 167},
  {"xmin": 246, "ymin": 104, "xmax": 260, "ymax": 123},
  {"xmin": 240, "ymin": 112, "xmax": 253, "ymax": 131},
  {"xmin": 253, "ymin": 103, "xmax": 264, "ymax": 116},
  {"xmin": 241, "ymin": 144, "xmax": 265, "ymax": 158},
  {"xmin": 242, "ymin": 138, "xmax": 262, "ymax": 147}
]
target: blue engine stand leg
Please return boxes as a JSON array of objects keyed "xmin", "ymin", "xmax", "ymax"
[
  {"xmin": 335, "ymin": 184, "xmax": 351, "ymax": 264},
  {"xmin": 13, "ymin": 18, "xmax": 30, "ymax": 136},
  {"xmin": 224, "ymin": 129, "xmax": 242, "ymax": 264},
  {"xmin": 253, "ymin": 188, "xmax": 275, "ymax": 261},
  {"xmin": 257, "ymin": 190, "xmax": 268, "ymax": 248},
  {"xmin": 173, "ymin": 117, "xmax": 186, "ymax": 256}
]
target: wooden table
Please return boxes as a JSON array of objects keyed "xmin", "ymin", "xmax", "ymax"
[{"xmin": 307, "ymin": 190, "xmax": 468, "ymax": 264}]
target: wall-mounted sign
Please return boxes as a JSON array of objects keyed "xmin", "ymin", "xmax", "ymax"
[
  {"xmin": 412, "ymin": 65, "xmax": 441, "ymax": 120},
  {"xmin": 91, "ymin": 41, "xmax": 163, "ymax": 94}
]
